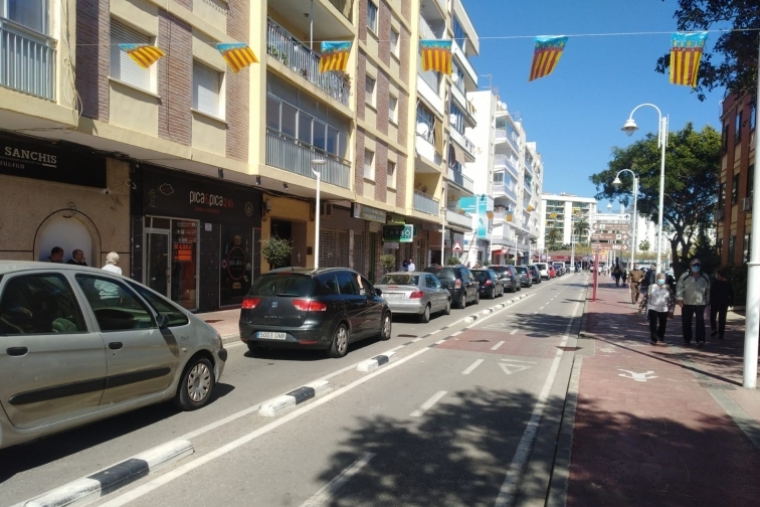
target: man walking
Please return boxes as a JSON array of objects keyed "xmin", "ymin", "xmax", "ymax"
[
  {"xmin": 629, "ymin": 266, "xmax": 645, "ymax": 304},
  {"xmin": 676, "ymin": 258, "xmax": 711, "ymax": 347},
  {"xmin": 407, "ymin": 258, "xmax": 416, "ymax": 272},
  {"xmin": 710, "ymin": 267, "xmax": 734, "ymax": 340}
]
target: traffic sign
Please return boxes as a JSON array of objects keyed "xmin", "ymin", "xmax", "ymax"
[
  {"xmin": 593, "ymin": 222, "xmax": 631, "ymax": 231},
  {"xmin": 611, "ymin": 244, "xmax": 629, "ymax": 251},
  {"xmin": 592, "ymin": 233, "xmax": 619, "ymax": 241}
]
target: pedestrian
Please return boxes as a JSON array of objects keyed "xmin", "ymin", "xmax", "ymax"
[
  {"xmin": 47, "ymin": 246, "xmax": 64, "ymax": 263},
  {"xmin": 102, "ymin": 252, "xmax": 122, "ymax": 275},
  {"xmin": 639, "ymin": 272, "xmax": 675, "ymax": 344},
  {"xmin": 66, "ymin": 249, "xmax": 87, "ymax": 266},
  {"xmin": 407, "ymin": 258, "xmax": 416, "ymax": 272},
  {"xmin": 622, "ymin": 267, "xmax": 628, "ymax": 286},
  {"xmin": 613, "ymin": 265, "xmax": 622, "ymax": 286},
  {"xmin": 676, "ymin": 258, "xmax": 711, "ymax": 347},
  {"xmin": 402, "ymin": 259, "xmax": 409, "ymax": 271},
  {"xmin": 629, "ymin": 267, "xmax": 645, "ymax": 304},
  {"xmin": 709, "ymin": 267, "xmax": 734, "ymax": 340}
]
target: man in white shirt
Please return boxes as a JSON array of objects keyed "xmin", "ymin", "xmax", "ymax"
[
  {"xmin": 407, "ymin": 258, "xmax": 416, "ymax": 272},
  {"xmin": 96, "ymin": 252, "xmax": 123, "ymax": 303}
]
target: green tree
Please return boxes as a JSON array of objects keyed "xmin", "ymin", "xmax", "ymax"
[
  {"xmin": 573, "ymin": 219, "xmax": 590, "ymax": 244},
  {"xmin": 547, "ymin": 228, "xmax": 562, "ymax": 248},
  {"xmin": 639, "ymin": 239, "xmax": 651, "ymax": 252},
  {"xmin": 656, "ymin": 0, "xmax": 759, "ymax": 100},
  {"xmin": 261, "ymin": 237, "xmax": 293, "ymax": 269},
  {"xmin": 590, "ymin": 123, "xmax": 721, "ymax": 278}
]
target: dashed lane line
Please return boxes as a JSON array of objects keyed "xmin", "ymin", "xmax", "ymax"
[
  {"xmin": 410, "ymin": 391, "xmax": 448, "ymax": 418},
  {"xmin": 491, "ymin": 341, "xmax": 505, "ymax": 351},
  {"xmin": 462, "ymin": 359, "xmax": 485, "ymax": 375}
]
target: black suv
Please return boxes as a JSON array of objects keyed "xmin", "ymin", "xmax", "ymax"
[
  {"xmin": 239, "ymin": 268, "xmax": 392, "ymax": 358},
  {"xmin": 424, "ymin": 265, "xmax": 479, "ymax": 308}
]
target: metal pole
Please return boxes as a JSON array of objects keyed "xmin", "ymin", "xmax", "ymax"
[
  {"xmin": 743, "ymin": 36, "xmax": 760, "ymax": 389},
  {"xmin": 631, "ymin": 176, "xmax": 638, "ymax": 270},
  {"xmin": 313, "ymin": 169, "xmax": 321, "ymax": 269},
  {"xmin": 592, "ymin": 253, "xmax": 598, "ymax": 301},
  {"xmin": 656, "ymin": 115, "xmax": 667, "ymax": 273},
  {"xmin": 441, "ymin": 184, "xmax": 446, "ymax": 265},
  {"xmin": 309, "ymin": 0, "xmax": 314, "ymax": 50}
]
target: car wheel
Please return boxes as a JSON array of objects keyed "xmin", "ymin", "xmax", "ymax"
[
  {"xmin": 474, "ymin": 292, "xmax": 480, "ymax": 304},
  {"xmin": 459, "ymin": 292, "xmax": 467, "ymax": 309},
  {"xmin": 419, "ymin": 304, "xmax": 431, "ymax": 323},
  {"xmin": 444, "ymin": 299, "xmax": 451, "ymax": 315},
  {"xmin": 380, "ymin": 312, "xmax": 392, "ymax": 340},
  {"xmin": 327, "ymin": 323, "xmax": 350, "ymax": 358},
  {"xmin": 489, "ymin": 288, "xmax": 495, "ymax": 299},
  {"xmin": 175, "ymin": 356, "xmax": 215, "ymax": 411}
]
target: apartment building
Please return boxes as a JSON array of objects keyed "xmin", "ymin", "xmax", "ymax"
[
  {"xmin": 716, "ymin": 92, "xmax": 756, "ymax": 265},
  {"xmin": 538, "ymin": 193, "xmax": 597, "ymax": 252}
]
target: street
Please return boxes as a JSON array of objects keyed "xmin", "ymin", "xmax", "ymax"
[{"xmin": 1, "ymin": 274, "xmax": 587, "ymax": 507}]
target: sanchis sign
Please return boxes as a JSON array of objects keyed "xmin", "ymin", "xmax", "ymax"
[{"xmin": 3, "ymin": 147, "xmax": 57, "ymax": 167}]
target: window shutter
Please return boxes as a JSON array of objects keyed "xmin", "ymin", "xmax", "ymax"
[
  {"xmin": 193, "ymin": 62, "xmax": 220, "ymax": 117},
  {"xmin": 110, "ymin": 20, "xmax": 151, "ymax": 90}
]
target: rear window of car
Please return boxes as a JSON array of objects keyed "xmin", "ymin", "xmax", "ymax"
[
  {"xmin": 248, "ymin": 274, "xmax": 317, "ymax": 297},
  {"xmin": 425, "ymin": 267, "xmax": 455, "ymax": 280},
  {"xmin": 472, "ymin": 270, "xmax": 492, "ymax": 282},
  {"xmin": 535, "ymin": 263, "xmax": 547, "ymax": 269},
  {"xmin": 377, "ymin": 274, "xmax": 419, "ymax": 286},
  {"xmin": 516, "ymin": 267, "xmax": 527, "ymax": 273}
]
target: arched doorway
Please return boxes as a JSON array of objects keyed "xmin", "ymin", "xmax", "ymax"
[{"xmin": 34, "ymin": 210, "xmax": 101, "ymax": 266}]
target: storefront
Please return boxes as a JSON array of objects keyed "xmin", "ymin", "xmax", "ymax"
[
  {"xmin": 318, "ymin": 204, "xmax": 368, "ymax": 272},
  {"xmin": 131, "ymin": 165, "xmax": 262, "ymax": 312}
]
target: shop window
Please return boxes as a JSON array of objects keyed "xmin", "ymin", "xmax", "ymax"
[
  {"xmin": 110, "ymin": 19, "xmax": 152, "ymax": 92},
  {"xmin": 6, "ymin": 0, "xmax": 46, "ymax": 34},
  {"xmin": 219, "ymin": 226, "xmax": 253, "ymax": 307},
  {"xmin": 192, "ymin": 61, "xmax": 222, "ymax": 118}
]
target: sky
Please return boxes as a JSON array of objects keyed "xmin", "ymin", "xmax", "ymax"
[{"xmin": 463, "ymin": 0, "xmax": 725, "ymax": 209}]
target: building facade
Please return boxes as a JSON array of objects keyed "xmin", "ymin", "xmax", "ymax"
[{"xmin": 538, "ymin": 193, "xmax": 597, "ymax": 253}]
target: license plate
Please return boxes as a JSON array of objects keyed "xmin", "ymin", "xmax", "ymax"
[
  {"xmin": 384, "ymin": 293, "xmax": 404, "ymax": 299},
  {"xmin": 257, "ymin": 331, "xmax": 287, "ymax": 340}
]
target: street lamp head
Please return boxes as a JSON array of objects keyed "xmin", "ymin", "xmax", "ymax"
[
  {"xmin": 612, "ymin": 177, "xmax": 623, "ymax": 187},
  {"xmin": 621, "ymin": 118, "xmax": 638, "ymax": 137}
]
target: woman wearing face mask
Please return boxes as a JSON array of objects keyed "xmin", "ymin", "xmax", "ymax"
[{"xmin": 639, "ymin": 272, "xmax": 675, "ymax": 344}]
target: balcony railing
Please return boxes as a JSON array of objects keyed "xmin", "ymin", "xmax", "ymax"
[
  {"xmin": 446, "ymin": 208, "xmax": 473, "ymax": 229},
  {"xmin": 494, "ymin": 128, "xmax": 519, "ymax": 154},
  {"xmin": 493, "ymin": 183, "xmax": 517, "ymax": 202},
  {"xmin": 267, "ymin": 19, "xmax": 350, "ymax": 106},
  {"xmin": 524, "ymin": 180, "xmax": 533, "ymax": 194},
  {"xmin": 447, "ymin": 166, "xmax": 474, "ymax": 193},
  {"xmin": 328, "ymin": 0, "xmax": 353, "ymax": 21},
  {"xmin": 266, "ymin": 129, "xmax": 350, "ymax": 188},
  {"xmin": 413, "ymin": 190, "xmax": 440, "ymax": 216},
  {"xmin": 0, "ymin": 19, "xmax": 56, "ymax": 101},
  {"xmin": 494, "ymin": 154, "xmax": 519, "ymax": 179}
]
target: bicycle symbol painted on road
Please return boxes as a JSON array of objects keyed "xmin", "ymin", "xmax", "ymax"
[{"xmin": 618, "ymin": 369, "xmax": 657, "ymax": 382}]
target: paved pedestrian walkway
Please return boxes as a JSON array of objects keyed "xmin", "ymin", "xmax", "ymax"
[
  {"xmin": 197, "ymin": 308, "xmax": 240, "ymax": 343},
  {"xmin": 564, "ymin": 280, "xmax": 760, "ymax": 506}
]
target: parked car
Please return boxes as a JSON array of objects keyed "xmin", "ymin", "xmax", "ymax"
[
  {"xmin": 535, "ymin": 262, "xmax": 550, "ymax": 280},
  {"xmin": 424, "ymin": 265, "xmax": 479, "ymax": 308},
  {"xmin": 0, "ymin": 261, "xmax": 227, "ymax": 450},
  {"xmin": 515, "ymin": 266, "xmax": 533, "ymax": 288},
  {"xmin": 239, "ymin": 268, "xmax": 391, "ymax": 358},
  {"xmin": 498, "ymin": 265, "xmax": 521, "ymax": 293},
  {"xmin": 552, "ymin": 262, "xmax": 565, "ymax": 277},
  {"xmin": 528, "ymin": 265, "xmax": 542, "ymax": 284},
  {"xmin": 471, "ymin": 269, "xmax": 504, "ymax": 299},
  {"xmin": 487, "ymin": 265, "xmax": 515, "ymax": 292},
  {"xmin": 374, "ymin": 272, "xmax": 450, "ymax": 323},
  {"xmin": 549, "ymin": 266, "xmax": 557, "ymax": 278}
]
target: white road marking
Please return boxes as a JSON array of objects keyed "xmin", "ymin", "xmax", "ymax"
[
  {"xmin": 410, "ymin": 391, "xmax": 448, "ymax": 418},
  {"xmin": 462, "ymin": 359, "xmax": 485, "ymax": 375},
  {"xmin": 435, "ymin": 339, "xmax": 446, "ymax": 345},
  {"xmin": 298, "ymin": 452, "xmax": 375, "ymax": 507},
  {"xmin": 494, "ymin": 301, "xmax": 582, "ymax": 507},
  {"xmin": 388, "ymin": 345, "xmax": 405, "ymax": 352},
  {"xmin": 427, "ymin": 330, "xmax": 440, "ymax": 336},
  {"xmin": 451, "ymin": 330, "xmax": 463, "ymax": 336},
  {"xmin": 501, "ymin": 359, "xmax": 537, "ymax": 364},
  {"xmin": 491, "ymin": 341, "xmax": 505, "ymax": 351},
  {"xmin": 498, "ymin": 363, "xmax": 532, "ymax": 375},
  {"xmin": 510, "ymin": 329, "xmax": 518, "ymax": 335},
  {"xmin": 412, "ymin": 337, "xmax": 423, "ymax": 342}
]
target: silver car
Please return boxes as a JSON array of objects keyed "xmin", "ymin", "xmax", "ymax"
[
  {"xmin": 375, "ymin": 272, "xmax": 451, "ymax": 323},
  {"xmin": 0, "ymin": 262, "xmax": 226, "ymax": 450}
]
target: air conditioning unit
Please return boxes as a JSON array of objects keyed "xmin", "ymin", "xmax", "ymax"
[
  {"xmin": 321, "ymin": 202, "xmax": 333, "ymax": 217},
  {"xmin": 741, "ymin": 198, "xmax": 753, "ymax": 212}
]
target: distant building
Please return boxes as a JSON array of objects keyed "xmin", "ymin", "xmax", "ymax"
[{"xmin": 538, "ymin": 194, "xmax": 597, "ymax": 253}]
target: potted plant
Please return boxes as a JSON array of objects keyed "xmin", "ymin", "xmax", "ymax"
[
  {"xmin": 261, "ymin": 237, "xmax": 293, "ymax": 270},
  {"xmin": 380, "ymin": 254, "xmax": 396, "ymax": 273},
  {"xmin": 447, "ymin": 256, "xmax": 460, "ymax": 266}
]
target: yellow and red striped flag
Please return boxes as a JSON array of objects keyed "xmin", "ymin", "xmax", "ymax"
[
  {"xmin": 420, "ymin": 40, "xmax": 452, "ymax": 75},
  {"xmin": 217, "ymin": 43, "xmax": 258, "ymax": 73},
  {"xmin": 670, "ymin": 32, "xmax": 708, "ymax": 87},
  {"xmin": 528, "ymin": 36, "xmax": 568, "ymax": 82},
  {"xmin": 119, "ymin": 44, "xmax": 165, "ymax": 69},
  {"xmin": 319, "ymin": 41, "xmax": 352, "ymax": 73}
]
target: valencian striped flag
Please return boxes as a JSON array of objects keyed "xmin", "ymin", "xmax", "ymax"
[
  {"xmin": 119, "ymin": 44, "xmax": 165, "ymax": 69},
  {"xmin": 528, "ymin": 36, "xmax": 568, "ymax": 82},
  {"xmin": 420, "ymin": 40, "xmax": 452, "ymax": 75},
  {"xmin": 319, "ymin": 41, "xmax": 352, "ymax": 73},
  {"xmin": 217, "ymin": 43, "xmax": 258, "ymax": 73},
  {"xmin": 670, "ymin": 32, "xmax": 708, "ymax": 87}
]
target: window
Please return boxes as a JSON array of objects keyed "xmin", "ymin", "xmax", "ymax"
[
  {"xmin": 752, "ymin": 102, "xmax": 757, "ymax": 131},
  {"xmin": 450, "ymin": 103, "xmax": 465, "ymax": 134},
  {"xmin": 317, "ymin": 273, "xmax": 339, "ymax": 295},
  {"xmin": 75, "ymin": 275, "xmax": 157, "ymax": 332},
  {"xmin": 365, "ymin": 75, "xmax": 376, "ymax": 107},
  {"xmin": 719, "ymin": 182, "xmax": 726, "ymax": 207},
  {"xmin": 453, "ymin": 16, "xmax": 467, "ymax": 50},
  {"xmin": 748, "ymin": 164, "xmax": 755, "ymax": 199},
  {"xmin": 493, "ymin": 172, "xmax": 504, "ymax": 184},
  {"xmin": 722, "ymin": 123, "xmax": 729, "ymax": 152},
  {"xmin": 387, "ymin": 160, "xmax": 396, "ymax": 188},
  {"xmin": 0, "ymin": 274, "xmax": 86, "ymax": 335},
  {"xmin": 736, "ymin": 111, "xmax": 743, "ymax": 144},
  {"xmin": 128, "ymin": 283, "xmax": 189, "ymax": 327},
  {"xmin": 6, "ymin": 0, "xmax": 46, "ymax": 33},
  {"xmin": 729, "ymin": 235, "xmax": 736, "ymax": 264},
  {"xmin": 452, "ymin": 63, "xmax": 466, "ymax": 93},
  {"xmin": 732, "ymin": 173, "xmax": 740, "ymax": 204},
  {"xmin": 336, "ymin": 271, "xmax": 359, "ymax": 295},
  {"xmin": 367, "ymin": 1, "xmax": 378, "ymax": 33},
  {"xmin": 110, "ymin": 19, "xmax": 152, "ymax": 91},
  {"xmin": 416, "ymin": 105, "xmax": 434, "ymax": 142},
  {"xmin": 192, "ymin": 62, "xmax": 222, "ymax": 118},
  {"xmin": 744, "ymin": 234, "xmax": 752, "ymax": 264},
  {"xmin": 390, "ymin": 29, "xmax": 400, "ymax": 57},
  {"xmin": 389, "ymin": 95, "xmax": 398, "ymax": 123},
  {"xmin": 364, "ymin": 149, "xmax": 375, "ymax": 179}
]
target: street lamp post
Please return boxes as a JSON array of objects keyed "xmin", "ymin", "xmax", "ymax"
[
  {"xmin": 622, "ymin": 103, "xmax": 668, "ymax": 274},
  {"xmin": 311, "ymin": 159, "xmax": 326, "ymax": 269},
  {"xmin": 612, "ymin": 168, "xmax": 639, "ymax": 272}
]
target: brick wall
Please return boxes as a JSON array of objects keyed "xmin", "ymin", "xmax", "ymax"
[
  {"xmin": 401, "ymin": 0, "xmax": 411, "ymax": 23},
  {"xmin": 157, "ymin": 12, "xmax": 192, "ymax": 145},
  {"xmin": 378, "ymin": 0, "xmax": 391, "ymax": 67},
  {"xmin": 226, "ymin": 0, "xmax": 250, "ymax": 161},
  {"xmin": 376, "ymin": 71, "xmax": 389, "ymax": 135},
  {"xmin": 358, "ymin": 0, "xmax": 368, "ymax": 42},
  {"xmin": 357, "ymin": 52, "xmax": 367, "ymax": 121},
  {"xmin": 355, "ymin": 129, "xmax": 365, "ymax": 194},
  {"xmin": 375, "ymin": 140, "xmax": 388, "ymax": 201},
  {"xmin": 396, "ymin": 153, "xmax": 407, "ymax": 208},
  {"xmin": 76, "ymin": 0, "xmax": 109, "ymax": 120}
]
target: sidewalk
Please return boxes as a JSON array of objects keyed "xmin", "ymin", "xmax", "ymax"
[
  {"xmin": 196, "ymin": 308, "xmax": 240, "ymax": 344},
  {"xmin": 564, "ymin": 280, "xmax": 760, "ymax": 507}
]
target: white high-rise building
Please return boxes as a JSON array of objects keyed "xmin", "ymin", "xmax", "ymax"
[{"xmin": 538, "ymin": 193, "xmax": 598, "ymax": 252}]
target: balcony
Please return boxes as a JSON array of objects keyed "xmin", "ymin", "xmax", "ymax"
[
  {"xmin": 415, "ymin": 135, "xmax": 443, "ymax": 168},
  {"xmin": 494, "ymin": 128, "xmax": 519, "ymax": 155},
  {"xmin": 493, "ymin": 183, "xmax": 518, "ymax": 203},
  {"xmin": 413, "ymin": 190, "xmax": 440, "ymax": 216},
  {"xmin": 450, "ymin": 129, "xmax": 477, "ymax": 161},
  {"xmin": 451, "ymin": 39, "xmax": 477, "ymax": 85},
  {"xmin": 267, "ymin": 19, "xmax": 350, "ymax": 106},
  {"xmin": 416, "ymin": 73, "xmax": 443, "ymax": 114},
  {"xmin": 524, "ymin": 180, "xmax": 533, "ymax": 195},
  {"xmin": 0, "ymin": 19, "xmax": 56, "ymax": 101},
  {"xmin": 446, "ymin": 208, "xmax": 473, "ymax": 230},
  {"xmin": 447, "ymin": 166, "xmax": 474, "ymax": 193},
  {"xmin": 494, "ymin": 154, "xmax": 519, "ymax": 179},
  {"xmin": 266, "ymin": 129, "xmax": 350, "ymax": 188},
  {"xmin": 328, "ymin": 0, "xmax": 353, "ymax": 21}
]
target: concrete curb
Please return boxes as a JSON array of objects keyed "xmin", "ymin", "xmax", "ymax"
[
  {"xmin": 19, "ymin": 439, "xmax": 193, "ymax": 507},
  {"xmin": 221, "ymin": 333, "xmax": 240, "ymax": 345},
  {"xmin": 259, "ymin": 380, "xmax": 330, "ymax": 417},
  {"xmin": 357, "ymin": 351, "xmax": 397, "ymax": 372}
]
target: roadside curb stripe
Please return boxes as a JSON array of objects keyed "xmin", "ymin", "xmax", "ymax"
[
  {"xmin": 259, "ymin": 380, "xmax": 330, "ymax": 417},
  {"xmin": 357, "ymin": 351, "xmax": 397, "ymax": 372}
]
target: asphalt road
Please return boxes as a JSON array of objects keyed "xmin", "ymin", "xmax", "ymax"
[{"xmin": 1, "ymin": 273, "xmax": 588, "ymax": 507}]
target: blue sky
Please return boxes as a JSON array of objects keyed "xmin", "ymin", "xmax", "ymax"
[{"xmin": 464, "ymin": 0, "xmax": 724, "ymax": 208}]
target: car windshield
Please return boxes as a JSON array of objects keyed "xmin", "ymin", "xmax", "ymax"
[
  {"xmin": 377, "ymin": 274, "xmax": 419, "ymax": 286},
  {"xmin": 426, "ymin": 268, "xmax": 455, "ymax": 280},
  {"xmin": 248, "ymin": 273, "xmax": 317, "ymax": 297}
]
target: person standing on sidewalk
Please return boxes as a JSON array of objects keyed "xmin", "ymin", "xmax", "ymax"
[
  {"xmin": 639, "ymin": 272, "xmax": 675, "ymax": 344},
  {"xmin": 676, "ymin": 258, "xmax": 711, "ymax": 347},
  {"xmin": 629, "ymin": 267, "xmax": 645, "ymax": 304},
  {"xmin": 709, "ymin": 267, "xmax": 734, "ymax": 340}
]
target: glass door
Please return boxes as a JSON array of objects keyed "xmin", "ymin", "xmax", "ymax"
[{"xmin": 144, "ymin": 229, "xmax": 170, "ymax": 298}]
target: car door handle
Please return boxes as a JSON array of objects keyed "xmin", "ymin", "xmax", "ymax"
[
  {"xmin": 109, "ymin": 342, "xmax": 123, "ymax": 350},
  {"xmin": 6, "ymin": 347, "xmax": 28, "ymax": 356}
]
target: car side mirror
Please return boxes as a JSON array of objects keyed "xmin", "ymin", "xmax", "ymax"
[
  {"xmin": 156, "ymin": 314, "xmax": 170, "ymax": 329},
  {"xmin": 374, "ymin": 287, "xmax": 383, "ymax": 297}
]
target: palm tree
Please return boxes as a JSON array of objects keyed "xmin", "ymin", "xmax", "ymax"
[
  {"xmin": 573, "ymin": 219, "xmax": 590, "ymax": 244},
  {"xmin": 547, "ymin": 227, "xmax": 561, "ymax": 248}
]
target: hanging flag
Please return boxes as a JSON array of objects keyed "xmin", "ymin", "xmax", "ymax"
[
  {"xmin": 420, "ymin": 40, "xmax": 452, "ymax": 75},
  {"xmin": 670, "ymin": 32, "xmax": 708, "ymax": 87},
  {"xmin": 319, "ymin": 41, "xmax": 352, "ymax": 73},
  {"xmin": 119, "ymin": 44, "xmax": 165, "ymax": 69},
  {"xmin": 528, "ymin": 36, "xmax": 568, "ymax": 82},
  {"xmin": 217, "ymin": 43, "xmax": 258, "ymax": 73}
]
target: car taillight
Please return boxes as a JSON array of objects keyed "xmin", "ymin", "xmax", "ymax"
[
  {"xmin": 485, "ymin": 279, "xmax": 492, "ymax": 286},
  {"xmin": 409, "ymin": 291, "xmax": 423, "ymax": 299},
  {"xmin": 292, "ymin": 299, "xmax": 328, "ymax": 311},
  {"xmin": 455, "ymin": 279, "xmax": 462, "ymax": 289},
  {"xmin": 241, "ymin": 297, "xmax": 260, "ymax": 309}
]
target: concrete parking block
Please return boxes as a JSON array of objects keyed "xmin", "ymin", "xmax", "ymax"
[
  {"xmin": 357, "ymin": 351, "xmax": 397, "ymax": 372},
  {"xmin": 259, "ymin": 380, "xmax": 330, "ymax": 417}
]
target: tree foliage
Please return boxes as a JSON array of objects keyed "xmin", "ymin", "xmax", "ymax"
[
  {"xmin": 547, "ymin": 228, "xmax": 562, "ymax": 247},
  {"xmin": 590, "ymin": 123, "xmax": 721, "ymax": 277},
  {"xmin": 639, "ymin": 239, "xmax": 651, "ymax": 252},
  {"xmin": 656, "ymin": 0, "xmax": 759, "ymax": 100},
  {"xmin": 261, "ymin": 237, "xmax": 293, "ymax": 269}
]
